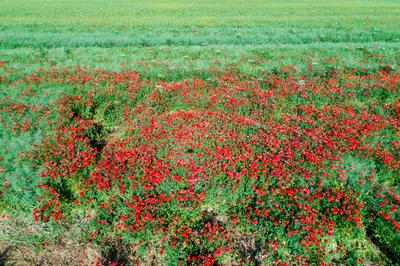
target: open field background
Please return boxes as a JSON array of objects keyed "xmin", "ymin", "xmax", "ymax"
[
  {"xmin": 0, "ymin": 0, "xmax": 399, "ymax": 265},
  {"xmin": 1, "ymin": 0, "xmax": 399, "ymax": 75}
]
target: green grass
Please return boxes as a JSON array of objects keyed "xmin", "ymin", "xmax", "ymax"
[
  {"xmin": 0, "ymin": 46, "xmax": 398, "ymax": 79},
  {"xmin": 0, "ymin": 0, "xmax": 399, "ymax": 72},
  {"xmin": 1, "ymin": 0, "xmax": 399, "ymax": 27}
]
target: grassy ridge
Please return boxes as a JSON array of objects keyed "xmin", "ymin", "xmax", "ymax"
[
  {"xmin": 2, "ymin": 28, "xmax": 399, "ymax": 49},
  {"xmin": 1, "ymin": 46, "xmax": 398, "ymax": 83}
]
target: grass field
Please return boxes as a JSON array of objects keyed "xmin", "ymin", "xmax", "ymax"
[
  {"xmin": 1, "ymin": 0, "xmax": 399, "ymax": 73},
  {"xmin": 1, "ymin": 1, "xmax": 400, "ymax": 265}
]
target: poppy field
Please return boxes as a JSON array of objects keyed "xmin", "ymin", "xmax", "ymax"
[{"xmin": 1, "ymin": 0, "xmax": 400, "ymax": 265}]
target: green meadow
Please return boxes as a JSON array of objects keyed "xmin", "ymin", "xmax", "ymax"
[{"xmin": 0, "ymin": 0, "xmax": 399, "ymax": 74}]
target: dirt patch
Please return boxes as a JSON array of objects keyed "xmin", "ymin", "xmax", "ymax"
[
  {"xmin": 0, "ymin": 212, "xmax": 101, "ymax": 266},
  {"xmin": 0, "ymin": 241, "xmax": 100, "ymax": 266}
]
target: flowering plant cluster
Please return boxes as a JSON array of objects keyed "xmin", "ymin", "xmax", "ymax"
[{"xmin": 2, "ymin": 65, "xmax": 399, "ymax": 264}]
